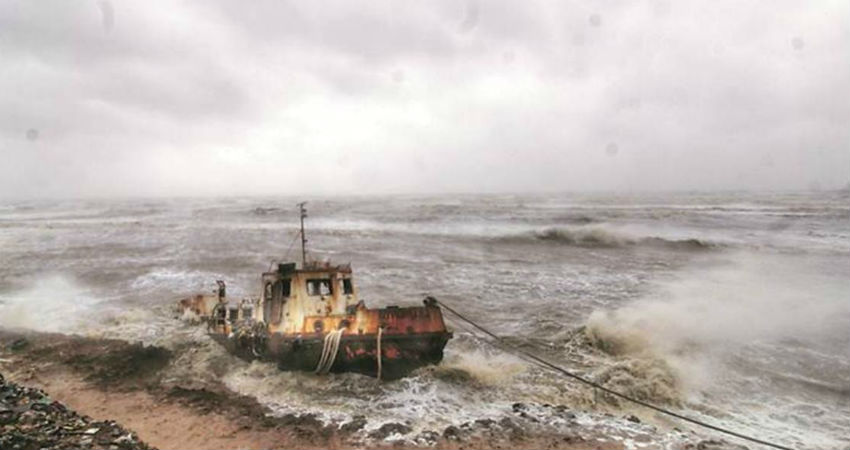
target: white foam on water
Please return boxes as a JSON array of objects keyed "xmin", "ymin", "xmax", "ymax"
[
  {"xmin": 130, "ymin": 268, "xmax": 225, "ymax": 294},
  {"xmin": 215, "ymin": 339, "xmax": 539, "ymax": 435},
  {"xmin": 0, "ymin": 275, "xmax": 103, "ymax": 334}
]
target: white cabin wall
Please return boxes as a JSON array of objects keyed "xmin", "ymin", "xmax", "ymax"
[{"xmin": 260, "ymin": 270, "xmax": 362, "ymax": 334}]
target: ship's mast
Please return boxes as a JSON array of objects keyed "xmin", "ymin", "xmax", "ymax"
[{"xmin": 298, "ymin": 201, "xmax": 308, "ymax": 268}]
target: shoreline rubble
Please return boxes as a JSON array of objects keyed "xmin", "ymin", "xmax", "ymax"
[{"xmin": 0, "ymin": 372, "xmax": 153, "ymax": 450}]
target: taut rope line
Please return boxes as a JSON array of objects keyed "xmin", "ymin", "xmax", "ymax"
[{"xmin": 436, "ymin": 299, "xmax": 794, "ymax": 450}]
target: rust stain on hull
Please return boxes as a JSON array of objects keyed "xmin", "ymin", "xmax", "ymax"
[{"xmin": 301, "ymin": 303, "xmax": 448, "ymax": 336}]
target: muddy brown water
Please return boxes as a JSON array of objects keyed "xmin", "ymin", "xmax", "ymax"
[{"xmin": 0, "ymin": 192, "xmax": 848, "ymax": 449}]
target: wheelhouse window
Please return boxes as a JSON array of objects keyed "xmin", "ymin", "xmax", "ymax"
[
  {"xmin": 307, "ymin": 279, "xmax": 332, "ymax": 296},
  {"xmin": 342, "ymin": 278, "xmax": 353, "ymax": 295}
]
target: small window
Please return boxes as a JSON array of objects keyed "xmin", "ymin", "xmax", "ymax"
[
  {"xmin": 228, "ymin": 307, "xmax": 239, "ymax": 323},
  {"xmin": 342, "ymin": 279, "xmax": 353, "ymax": 295},
  {"xmin": 307, "ymin": 279, "xmax": 332, "ymax": 296},
  {"xmin": 264, "ymin": 282, "xmax": 272, "ymax": 300},
  {"xmin": 281, "ymin": 279, "xmax": 291, "ymax": 297}
]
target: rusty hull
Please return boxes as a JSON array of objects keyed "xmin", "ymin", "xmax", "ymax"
[
  {"xmin": 178, "ymin": 263, "xmax": 453, "ymax": 379},
  {"xmin": 217, "ymin": 303, "xmax": 452, "ymax": 379},
  {"xmin": 301, "ymin": 303, "xmax": 447, "ymax": 335}
]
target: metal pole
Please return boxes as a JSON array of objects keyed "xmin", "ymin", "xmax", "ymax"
[{"xmin": 298, "ymin": 202, "xmax": 307, "ymax": 268}]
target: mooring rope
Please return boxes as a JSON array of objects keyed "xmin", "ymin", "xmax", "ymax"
[
  {"xmin": 376, "ymin": 327, "xmax": 383, "ymax": 381},
  {"xmin": 326, "ymin": 329, "xmax": 343, "ymax": 373},
  {"xmin": 330, "ymin": 329, "xmax": 343, "ymax": 371},
  {"xmin": 315, "ymin": 335, "xmax": 327, "ymax": 373},
  {"xmin": 315, "ymin": 331, "xmax": 333, "ymax": 373},
  {"xmin": 315, "ymin": 329, "xmax": 341, "ymax": 374},
  {"xmin": 315, "ymin": 328, "xmax": 344, "ymax": 374},
  {"xmin": 435, "ymin": 300, "xmax": 794, "ymax": 450}
]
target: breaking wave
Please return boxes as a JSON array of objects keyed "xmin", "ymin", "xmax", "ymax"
[
  {"xmin": 500, "ymin": 226, "xmax": 718, "ymax": 250},
  {"xmin": 432, "ymin": 347, "xmax": 527, "ymax": 387},
  {"xmin": 559, "ymin": 322, "xmax": 686, "ymax": 408},
  {"xmin": 591, "ymin": 358, "xmax": 683, "ymax": 407}
]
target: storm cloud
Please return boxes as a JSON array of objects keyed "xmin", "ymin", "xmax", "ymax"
[{"xmin": 1, "ymin": 0, "xmax": 848, "ymax": 197}]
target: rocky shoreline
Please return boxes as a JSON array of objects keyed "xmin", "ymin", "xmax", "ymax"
[{"xmin": 0, "ymin": 372, "xmax": 151, "ymax": 450}]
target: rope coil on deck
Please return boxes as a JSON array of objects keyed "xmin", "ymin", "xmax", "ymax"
[
  {"xmin": 315, "ymin": 328, "xmax": 344, "ymax": 374},
  {"xmin": 436, "ymin": 299, "xmax": 795, "ymax": 450}
]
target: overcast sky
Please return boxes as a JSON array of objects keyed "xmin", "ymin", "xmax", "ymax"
[{"xmin": 1, "ymin": 0, "xmax": 848, "ymax": 198}]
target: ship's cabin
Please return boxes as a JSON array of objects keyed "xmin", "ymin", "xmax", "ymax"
[{"xmin": 257, "ymin": 262, "xmax": 359, "ymax": 334}]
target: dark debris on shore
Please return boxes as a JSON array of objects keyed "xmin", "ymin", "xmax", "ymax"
[{"xmin": 0, "ymin": 371, "xmax": 154, "ymax": 450}]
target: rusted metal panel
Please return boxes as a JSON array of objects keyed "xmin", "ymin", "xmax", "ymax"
[{"xmin": 299, "ymin": 305, "xmax": 448, "ymax": 336}]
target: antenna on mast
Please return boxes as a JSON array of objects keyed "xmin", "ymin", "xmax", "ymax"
[{"xmin": 298, "ymin": 202, "xmax": 308, "ymax": 268}]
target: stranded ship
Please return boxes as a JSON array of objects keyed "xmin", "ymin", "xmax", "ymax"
[{"xmin": 177, "ymin": 203, "xmax": 452, "ymax": 380}]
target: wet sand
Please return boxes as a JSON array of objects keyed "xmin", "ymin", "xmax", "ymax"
[
  {"xmin": 0, "ymin": 329, "xmax": 716, "ymax": 450},
  {"xmin": 1, "ymin": 330, "xmax": 347, "ymax": 450}
]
